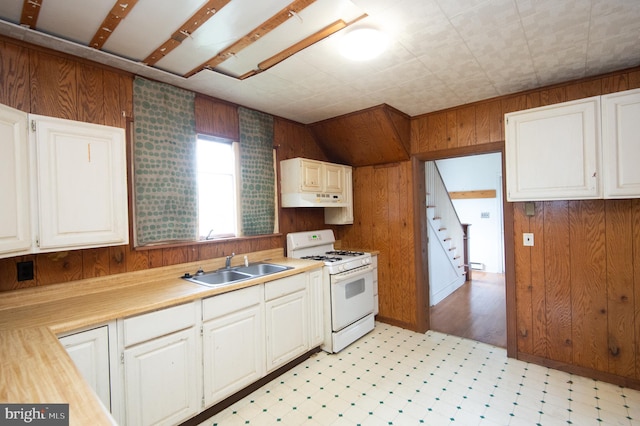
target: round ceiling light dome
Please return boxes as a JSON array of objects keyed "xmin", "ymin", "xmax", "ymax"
[{"xmin": 339, "ymin": 27, "xmax": 389, "ymax": 61}]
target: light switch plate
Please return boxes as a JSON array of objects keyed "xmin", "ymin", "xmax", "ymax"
[{"xmin": 523, "ymin": 233, "xmax": 534, "ymax": 246}]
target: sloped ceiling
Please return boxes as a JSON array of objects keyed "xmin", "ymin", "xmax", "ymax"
[
  {"xmin": 0, "ymin": 0, "xmax": 639, "ymax": 126},
  {"xmin": 309, "ymin": 105, "xmax": 411, "ymax": 167}
]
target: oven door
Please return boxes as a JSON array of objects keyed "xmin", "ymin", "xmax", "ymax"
[{"xmin": 330, "ymin": 264, "xmax": 374, "ymax": 331}]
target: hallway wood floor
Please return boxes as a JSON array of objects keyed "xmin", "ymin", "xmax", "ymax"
[{"xmin": 430, "ymin": 272, "xmax": 506, "ymax": 348}]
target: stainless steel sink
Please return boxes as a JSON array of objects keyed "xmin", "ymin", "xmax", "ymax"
[
  {"xmin": 182, "ymin": 262, "xmax": 292, "ymax": 287},
  {"xmin": 234, "ymin": 263, "xmax": 291, "ymax": 276}
]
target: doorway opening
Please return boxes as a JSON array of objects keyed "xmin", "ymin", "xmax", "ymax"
[{"xmin": 424, "ymin": 153, "xmax": 507, "ymax": 348}]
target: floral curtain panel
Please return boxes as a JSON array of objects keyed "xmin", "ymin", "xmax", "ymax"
[
  {"xmin": 238, "ymin": 107, "xmax": 276, "ymax": 236},
  {"xmin": 133, "ymin": 77, "xmax": 198, "ymax": 246}
]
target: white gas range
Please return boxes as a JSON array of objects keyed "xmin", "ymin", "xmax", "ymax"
[{"xmin": 287, "ymin": 230, "xmax": 375, "ymax": 353}]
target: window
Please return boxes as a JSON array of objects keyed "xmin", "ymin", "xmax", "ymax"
[{"xmin": 196, "ymin": 135, "xmax": 240, "ymax": 239}]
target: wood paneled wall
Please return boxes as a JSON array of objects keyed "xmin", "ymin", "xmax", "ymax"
[
  {"xmin": 0, "ymin": 37, "xmax": 328, "ymax": 292},
  {"xmin": 335, "ymin": 161, "xmax": 418, "ymax": 329},
  {"xmin": 408, "ymin": 66, "xmax": 640, "ymax": 387}
]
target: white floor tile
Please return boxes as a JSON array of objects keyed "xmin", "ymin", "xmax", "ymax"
[{"xmin": 199, "ymin": 323, "xmax": 640, "ymax": 426}]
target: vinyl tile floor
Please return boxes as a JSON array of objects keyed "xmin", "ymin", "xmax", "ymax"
[{"xmin": 198, "ymin": 323, "xmax": 640, "ymax": 425}]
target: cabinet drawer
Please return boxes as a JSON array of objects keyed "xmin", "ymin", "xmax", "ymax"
[
  {"xmin": 123, "ymin": 302, "xmax": 196, "ymax": 347},
  {"xmin": 202, "ymin": 285, "xmax": 262, "ymax": 321},
  {"xmin": 265, "ymin": 274, "xmax": 307, "ymax": 302}
]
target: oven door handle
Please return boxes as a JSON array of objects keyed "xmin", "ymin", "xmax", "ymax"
[{"xmin": 331, "ymin": 264, "xmax": 373, "ymax": 284}]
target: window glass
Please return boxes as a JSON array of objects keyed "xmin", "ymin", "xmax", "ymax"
[{"xmin": 197, "ymin": 136, "xmax": 239, "ymax": 239}]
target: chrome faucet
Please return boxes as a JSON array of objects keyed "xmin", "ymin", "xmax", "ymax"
[{"xmin": 225, "ymin": 252, "xmax": 235, "ymax": 269}]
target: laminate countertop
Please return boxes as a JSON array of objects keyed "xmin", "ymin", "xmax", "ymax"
[{"xmin": 0, "ymin": 249, "xmax": 322, "ymax": 425}]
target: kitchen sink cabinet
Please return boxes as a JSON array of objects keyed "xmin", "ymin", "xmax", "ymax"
[
  {"xmin": 119, "ymin": 301, "xmax": 201, "ymax": 426},
  {"xmin": 0, "ymin": 104, "xmax": 128, "ymax": 259},
  {"xmin": 58, "ymin": 323, "xmax": 118, "ymax": 417},
  {"xmin": 52, "ymin": 267, "xmax": 322, "ymax": 425},
  {"xmin": 265, "ymin": 274, "xmax": 309, "ymax": 373},
  {"xmin": 202, "ymin": 285, "xmax": 265, "ymax": 407}
]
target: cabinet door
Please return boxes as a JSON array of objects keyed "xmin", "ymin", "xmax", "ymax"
[
  {"xmin": 0, "ymin": 103, "xmax": 30, "ymax": 258},
  {"xmin": 123, "ymin": 328, "xmax": 199, "ymax": 426},
  {"xmin": 202, "ymin": 304, "xmax": 264, "ymax": 406},
  {"xmin": 300, "ymin": 159, "xmax": 323, "ymax": 192},
  {"xmin": 602, "ymin": 88, "xmax": 640, "ymax": 198},
  {"xmin": 59, "ymin": 326, "xmax": 111, "ymax": 412},
  {"xmin": 308, "ymin": 269, "xmax": 324, "ymax": 348},
  {"xmin": 31, "ymin": 115, "xmax": 128, "ymax": 250},
  {"xmin": 324, "ymin": 163, "xmax": 343, "ymax": 193},
  {"xmin": 265, "ymin": 289, "xmax": 308, "ymax": 372},
  {"xmin": 505, "ymin": 97, "xmax": 600, "ymax": 201},
  {"xmin": 325, "ymin": 166, "xmax": 353, "ymax": 224}
]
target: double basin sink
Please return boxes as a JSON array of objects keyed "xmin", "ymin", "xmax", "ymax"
[{"xmin": 182, "ymin": 262, "xmax": 292, "ymax": 287}]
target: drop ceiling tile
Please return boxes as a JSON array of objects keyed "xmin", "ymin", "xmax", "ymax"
[
  {"xmin": 268, "ymin": 57, "xmax": 322, "ymax": 82},
  {"xmin": 103, "ymin": 0, "xmax": 207, "ymax": 61},
  {"xmin": 586, "ymin": 34, "xmax": 640, "ymax": 75},
  {"xmin": 0, "ymin": 0, "xmax": 23, "ymax": 24},
  {"xmin": 434, "ymin": 0, "xmax": 492, "ymax": 19},
  {"xmin": 213, "ymin": 0, "xmax": 365, "ymax": 78},
  {"xmin": 518, "ymin": 0, "xmax": 590, "ymax": 56},
  {"xmin": 36, "ymin": 0, "xmax": 115, "ymax": 45}
]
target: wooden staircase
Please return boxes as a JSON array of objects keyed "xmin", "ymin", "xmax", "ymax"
[{"xmin": 425, "ymin": 161, "xmax": 468, "ymax": 305}]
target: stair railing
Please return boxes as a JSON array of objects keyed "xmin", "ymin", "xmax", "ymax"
[{"xmin": 425, "ymin": 161, "xmax": 465, "ymax": 274}]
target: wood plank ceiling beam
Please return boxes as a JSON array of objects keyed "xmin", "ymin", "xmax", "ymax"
[
  {"xmin": 89, "ymin": 0, "xmax": 139, "ymax": 50},
  {"xmin": 449, "ymin": 190, "xmax": 497, "ymax": 199},
  {"xmin": 247, "ymin": 14, "xmax": 367, "ymax": 80},
  {"xmin": 184, "ymin": 0, "xmax": 317, "ymax": 78},
  {"xmin": 143, "ymin": 0, "xmax": 231, "ymax": 66},
  {"xmin": 20, "ymin": 0, "xmax": 42, "ymax": 29}
]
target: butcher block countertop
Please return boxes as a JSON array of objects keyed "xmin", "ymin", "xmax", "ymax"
[{"xmin": 0, "ymin": 248, "xmax": 322, "ymax": 425}]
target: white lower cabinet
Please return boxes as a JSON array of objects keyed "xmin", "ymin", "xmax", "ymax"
[
  {"xmin": 202, "ymin": 285, "xmax": 264, "ymax": 407},
  {"xmin": 59, "ymin": 269, "xmax": 323, "ymax": 425},
  {"xmin": 265, "ymin": 274, "xmax": 309, "ymax": 373},
  {"xmin": 58, "ymin": 323, "xmax": 117, "ymax": 415},
  {"xmin": 119, "ymin": 301, "xmax": 201, "ymax": 426}
]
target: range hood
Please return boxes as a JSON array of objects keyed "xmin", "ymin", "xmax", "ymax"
[{"xmin": 280, "ymin": 158, "xmax": 351, "ymax": 208}]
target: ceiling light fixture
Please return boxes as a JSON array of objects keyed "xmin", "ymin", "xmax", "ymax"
[{"xmin": 339, "ymin": 27, "xmax": 389, "ymax": 61}]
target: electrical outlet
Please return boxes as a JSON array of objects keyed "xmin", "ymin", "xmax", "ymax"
[
  {"xmin": 523, "ymin": 233, "xmax": 534, "ymax": 246},
  {"xmin": 17, "ymin": 261, "xmax": 34, "ymax": 281}
]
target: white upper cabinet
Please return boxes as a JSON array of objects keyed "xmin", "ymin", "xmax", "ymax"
[
  {"xmin": 0, "ymin": 103, "xmax": 128, "ymax": 259},
  {"xmin": 505, "ymin": 96, "xmax": 601, "ymax": 201},
  {"xmin": 0, "ymin": 104, "xmax": 30, "ymax": 258},
  {"xmin": 31, "ymin": 115, "xmax": 128, "ymax": 250},
  {"xmin": 325, "ymin": 165, "xmax": 353, "ymax": 225},
  {"xmin": 280, "ymin": 157, "xmax": 349, "ymax": 207},
  {"xmin": 601, "ymin": 88, "xmax": 640, "ymax": 198}
]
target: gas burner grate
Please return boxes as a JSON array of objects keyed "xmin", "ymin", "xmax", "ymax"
[
  {"xmin": 325, "ymin": 250, "xmax": 365, "ymax": 257},
  {"xmin": 300, "ymin": 255, "xmax": 343, "ymax": 262}
]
